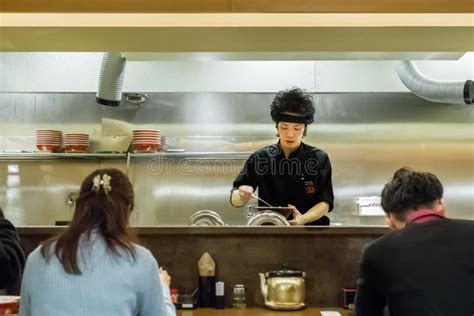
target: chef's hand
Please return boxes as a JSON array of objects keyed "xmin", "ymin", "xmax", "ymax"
[
  {"xmin": 238, "ymin": 185, "xmax": 254, "ymax": 203},
  {"xmin": 159, "ymin": 267, "xmax": 171, "ymax": 286},
  {"xmin": 288, "ymin": 204, "xmax": 305, "ymax": 226}
]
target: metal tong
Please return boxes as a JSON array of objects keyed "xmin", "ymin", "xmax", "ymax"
[{"xmin": 251, "ymin": 192, "xmax": 274, "ymax": 208}]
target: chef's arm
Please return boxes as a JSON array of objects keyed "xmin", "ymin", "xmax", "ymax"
[{"xmin": 301, "ymin": 201, "xmax": 330, "ymax": 224}]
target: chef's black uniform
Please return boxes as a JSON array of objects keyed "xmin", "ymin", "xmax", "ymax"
[{"xmin": 232, "ymin": 142, "xmax": 334, "ymax": 225}]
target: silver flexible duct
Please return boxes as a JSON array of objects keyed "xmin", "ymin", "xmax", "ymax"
[
  {"xmin": 396, "ymin": 61, "xmax": 473, "ymax": 105},
  {"xmin": 96, "ymin": 52, "xmax": 126, "ymax": 106}
]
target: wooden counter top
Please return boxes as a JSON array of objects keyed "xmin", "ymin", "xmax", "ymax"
[
  {"xmin": 177, "ymin": 308, "xmax": 352, "ymax": 316},
  {"xmin": 2, "ymin": 0, "xmax": 471, "ymax": 13},
  {"xmin": 176, "ymin": 308, "xmax": 352, "ymax": 315},
  {"xmin": 17, "ymin": 227, "xmax": 373, "ymax": 309},
  {"xmin": 17, "ymin": 226, "xmax": 388, "ymax": 236}
]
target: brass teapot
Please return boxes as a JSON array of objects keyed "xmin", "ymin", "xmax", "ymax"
[{"xmin": 259, "ymin": 267, "xmax": 306, "ymax": 310}]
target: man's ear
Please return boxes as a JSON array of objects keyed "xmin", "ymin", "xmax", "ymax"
[
  {"xmin": 385, "ymin": 213, "xmax": 398, "ymax": 230},
  {"xmin": 436, "ymin": 199, "xmax": 446, "ymax": 217},
  {"xmin": 385, "ymin": 212, "xmax": 405, "ymax": 230}
]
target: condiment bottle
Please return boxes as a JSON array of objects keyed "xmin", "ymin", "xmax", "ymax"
[{"xmin": 232, "ymin": 284, "xmax": 246, "ymax": 309}]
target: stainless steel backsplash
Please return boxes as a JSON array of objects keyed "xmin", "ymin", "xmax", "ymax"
[{"xmin": 0, "ymin": 92, "xmax": 472, "ymax": 226}]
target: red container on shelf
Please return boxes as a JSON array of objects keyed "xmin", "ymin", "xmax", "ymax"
[
  {"xmin": 35, "ymin": 144, "xmax": 61, "ymax": 153},
  {"xmin": 131, "ymin": 143, "xmax": 160, "ymax": 152}
]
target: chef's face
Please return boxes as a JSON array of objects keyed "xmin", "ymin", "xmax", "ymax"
[{"xmin": 277, "ymin": 122, "xmax": 305, "ymax": 151}]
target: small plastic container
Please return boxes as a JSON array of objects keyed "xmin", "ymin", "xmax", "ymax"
[
  {"xmin": 174, "ymin": 288, "xmax": 198, "ymax": 309},
  {"xmin": 232, "ymin": 284, "xmax": 246, "ymax": 309}
]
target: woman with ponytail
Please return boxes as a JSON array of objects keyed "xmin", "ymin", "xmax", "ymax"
[{"xmin": 19, "ymin": 168, "xmax": 175, "ymax": 316}]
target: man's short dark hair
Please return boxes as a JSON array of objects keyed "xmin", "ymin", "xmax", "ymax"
[
  {"xmin": 381, "ymin": 167, "xmax": 444, "ymax": 220},
  {"xmin": 270, "ymin": 87, "xmax": 315, "ymax": 136}
]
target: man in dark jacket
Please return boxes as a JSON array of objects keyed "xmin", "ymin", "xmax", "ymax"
[
  {"xmin": 355, "ymin": 167, "xmax": 474, "ymax": 316},
  {"xmin": 0, "ymin": 207, "xmax": 25, "ymax": 289}
]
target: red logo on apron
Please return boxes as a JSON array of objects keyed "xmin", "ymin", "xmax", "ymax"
[{"xmin": 305, "ymin": 181, "xmax": 315, "ymax": 194}]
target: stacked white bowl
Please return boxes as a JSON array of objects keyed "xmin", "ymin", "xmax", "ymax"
[
  {"xmin": 35, "ymin": 129, "xmax": 62, "ymax": 152},
  {"xmin": 64, "ymin": 133, "xmax": 90, "ymax": 153},
  {"xmin": 132, "ymin": 130, "xmax": 161, "ymax": 152}
]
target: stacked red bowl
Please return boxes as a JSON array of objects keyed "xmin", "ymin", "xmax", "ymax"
[
  {"xmin": 132, "ymin": 129, "xmax": 161, "ymax": 152},
  {"xmin": 64, "ymin": 133, "xmax": 90, "ymax": 153},
  {"xmin": 35, "ymin": 129, "xmax": 62, "ymax": 152}
]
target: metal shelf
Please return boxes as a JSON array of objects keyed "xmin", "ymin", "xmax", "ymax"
[
  {"xmin": 0, "ymin": 152, "xmax": 125, "ymax": 160},
  {"xmin": 0, "ymin": 152, "xmax": 251, "ymax": 161},
  {"xmin": 129, "ymin": 152, "xmax": 251, "ymax": 160}
]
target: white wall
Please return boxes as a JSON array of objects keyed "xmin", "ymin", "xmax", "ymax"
[{"xmin": 0, "ymin": 52, "xmax": 472, "ymax": 93}]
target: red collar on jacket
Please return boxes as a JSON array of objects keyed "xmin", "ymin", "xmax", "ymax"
[{"xmin": 406, "ymin": 209, "xmax": 445, "ymax": 224}]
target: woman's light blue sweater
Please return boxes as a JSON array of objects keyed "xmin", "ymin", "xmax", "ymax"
[{"xmin": 19, "ymin": 232, "xmax": 175, "ymax": 316}]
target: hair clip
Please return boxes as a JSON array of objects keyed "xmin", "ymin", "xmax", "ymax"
[{"xmin": 91, "ymin": 174, "xmax": 112, "ymax": 194}]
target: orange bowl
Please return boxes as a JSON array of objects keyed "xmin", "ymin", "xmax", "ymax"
[
  {"xmin": 64, "ymin": 133, "xmax": 89, "ymax": 137},
  {"xmin": 131, "ymin": 143, "xmax": 160, "ymax": 152},
  {"xmin": 36, "ymin": 144, "xmax": 61, "ymax": 152},
  {"xmin": 133, "ymin": 129, "xmax": 160, "ymax": 133},
  {"xmin": 65, "ymin": 144, "xmax": 88, "ymax": 152},
  {"xmin": 132, "ymin": 136, "xmax": 161, "ymax": 140}
]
